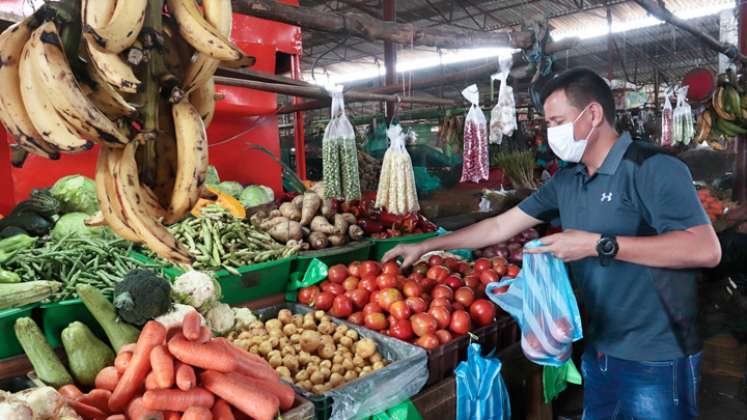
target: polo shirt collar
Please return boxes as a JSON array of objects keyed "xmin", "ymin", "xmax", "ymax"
[{"xmin": 576, "ymin": 131, "xmax": 633, "ymax": 176}]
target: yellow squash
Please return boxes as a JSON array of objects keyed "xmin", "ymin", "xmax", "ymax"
[{"xmin": 191, "ymin": 186, "xmax": 246, "ymax": 219}]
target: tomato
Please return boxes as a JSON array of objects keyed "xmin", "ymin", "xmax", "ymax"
[
  {"xmin": 473, "ymin": 258, "xmax": 492, "ymax": 272},
  {"xmin": 348, "ymin": 261, "xmax": 361, "ymax": 277},
  {"xmin": 426, "ymin": 265, "xmax": 449, "ymax": 282},
  {"xmin": 415, "ymin": 334, "xmax": 440, "ymax": 350},
  {"xmin": 490, "ymin": 284, "xmax": 509, "ymax": 295},
  {"xmin": 452, "ymin": 302, "xmax": 465, "ymax": 311},
  {"xmin": 506, "ymin": 264, "xmax": 520, "ymax": 278},
  {"xmin": 523, "ymin": 332, "xmax": 543, "ymax": 353},
  {"xmin": 449, "ymin": 310, "xmax": 471, "ymax": 335},
  {"xmin": 493, "ymin": 262, "xmax": 507, "ymax": 277},
  {"xmin": 410, "ymin": 313, "xmax": 438, "ymax": 337},
  {"xmin": 417, "ymin": 276, "xmax": 436, "ymax": 293},
  {"xmin": 408, "ymin": 272, "xmax": 425, "ymax": 282},
  {"xmin": 389, "ymin": 319, "xmax": 414, "ymax": 341},
  {"xmin": 431, "ymin": 284, "xmax": 454, "ymax": 300},
  {"xmin": 402, "ymin": 280, "xmax": 423, "ymax": 298},
  {"xmin": 360, "ymin": 261, "xmax": 381, "ymax": 277},
  {"xmin": 330, "ymin": 295, "xmax": 354, "ymax": 318},
  {"xmin": 348, "ymin": 311, "xmax": 364, "ymax": 325},
  {"xmin": 435, "ymin": 329, "xmax": 453, "ymax": 344},
  {"xmin": 358, "ymin": 276, "xmax": 378, "ymax": 293},
  {"xmin": 444, "ymin": 275, "xmax": 463, "ymax": 290},
  {"xmin": 377, "ymin": 288, "xmax": 403, "ymax": 311},
  {"xmin": 479, "ymin": 269, "xmax": 499, "ymax": 284},
  {"xmin": 298, "ymin": 285, "xmax": 320, "ymax": 305},
  {"xmin": 346, "ymin": 288, "xmax": 370, "ymax": 310},
  {"xmin": 389, "ymin": 300, "xmax": 412, "ymax": 320},
  {"xmin": 491, "ymin": 256, "xmax": 508, "ymax": 268},
  {"xmin": 314, "ymin": 291, "xmax": 334, "ymax": 311},
  {"xmin": 428, "ymin": 255, "xmax": 444, "ymax": 267},
  {"xmin": 362, "ymin": 302, "xmax": 383, "ymax": 315},
  {"xmin": 463, "ymin": 274, "xmax": 480, "ymax": 289},
  {"xmin": 456, "ymin": 261, "xmax": 470, "ymax": 274},
  {"xmin": 364, "ymin": 312, "xmax": 388, "ymax": 331},
  {"xmin": 454, "ymin": 287, "xmax": 475, "ymax": 307},
  {"xmin": 443, "ymin": 257, "xmax": 459, "ymax": 271},
  {"xmin": 428, "ymin": 306, "xmax": 451, "ymax": 330},
  {"xmin": 342, "ymin": 276, "xmax": 359, "ymax": 291},
  {"xmin": 369, "ymin": 291, "xmax": 382, "ymax": 308},
  {"xmin": 469, "ymin": 299, "xmax": 496, "ymax": 326},
  {"xmin": 551, "ymin": 318, "xmax": 573, "ymax": 343},
  {"xmin": 382, "ymin": 261, "xmax": 400, "ymax": 275},
  {"xmin": 405, "ymin": 297, "xmax": 428, "ymax": 313},
  {"xmin": 375, "ymin": 273, "xmax": 398, "ymax": 290},
  {"xmin": 429, "ymin": 297, "xmax": 451, "ymax": 310},
  {"xmin": 413, "ymin": 261, "xmax": 429, "ymax": 275},
  {"xmin": 327, "ymin": 264, "xmax": 348, "ymax": 284},
  {"xmin": 325, "ymin": 283, "xmax": 345, "ymax": 296}
]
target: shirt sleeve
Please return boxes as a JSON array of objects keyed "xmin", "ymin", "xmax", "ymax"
[
  {"xmin": 636, "ymin": 154, "xmax": 710, "ymax": 233},
  {"xmin": 518, "ymin": 173, "xmax": 561, "ymax": 223}
]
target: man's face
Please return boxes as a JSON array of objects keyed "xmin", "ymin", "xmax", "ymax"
[{"xmin": 543, "ymin": 89, "xmax": 595, "ymax": 141}]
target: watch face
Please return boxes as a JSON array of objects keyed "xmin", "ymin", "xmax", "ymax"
[{"xmin": 601, "ymin": 239, "xmax": 615, "ymax": 253}]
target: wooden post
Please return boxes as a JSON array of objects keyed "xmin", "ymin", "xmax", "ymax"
[
  {"xmin": 384, "ymin": 0, "xmax": 397, "ymax": 122},
  {"xmin": 736, "ymin": 2, "xmax": 747, "ymax": 203}
]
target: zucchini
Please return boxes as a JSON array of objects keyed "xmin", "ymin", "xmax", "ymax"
[
  {"xmin": 76, "ymin": 284, "xmax": 140, "ymax": 352},
  {"xmin": 0, "ymin": 234, "xmax": 37, "ymax": 263},
  {"xmin": 62, "ymin": 321, "xmax": 115, "ymax": 387},
  {"xmin": 14, "ymin": 317, "xmax": 73, "ymax": 388},
  {"xmin": 0, "ymin": 281, "xmax": 61, "ymax": 310}
]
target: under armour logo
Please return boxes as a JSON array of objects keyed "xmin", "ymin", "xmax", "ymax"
[{"xmin": 601, "ymin": 193, "xmax": 613, "ymax": 202}]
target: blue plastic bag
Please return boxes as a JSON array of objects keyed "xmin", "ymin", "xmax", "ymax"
[
  {"xmin": 455, "ymin": 343, "xmax": 511, "ymax": 420},
  {"xmin": 486, "ymin": 240, "xmax": 583, "ymax": 367}
]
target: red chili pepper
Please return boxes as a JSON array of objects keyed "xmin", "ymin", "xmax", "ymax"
[
  {"xmin": 371, "ymin": 232, "xmax": 388, "ymax": 239},
  {"xmin": 359, "ymin": 219, "xmax": 385, "ymax": 234},
  {"xmin": 386, "ymin": 229, "xmax": 402, "ymax": 238},
  {"xmin": 402, "ymin": 218, "xmax": 417, "ymax": 233},
  {"xmin": 379, "ymin": 211, "xmax": 405, "ymax": 225}
]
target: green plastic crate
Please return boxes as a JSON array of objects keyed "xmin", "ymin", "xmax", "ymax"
[
  {"xmin": 292, "ymin": 240, "xmax": 372, "ymax": 277},
  {"xmin": 0, "ymin": 304, "xmax": 36, "ymax": 359},
  {"xmin": 40, "ymin": 299, "xmax": 107, "ymax": 349},
  {"xmin": 369, "ymin": 232, "xmax": 438, "ymax": 261}
]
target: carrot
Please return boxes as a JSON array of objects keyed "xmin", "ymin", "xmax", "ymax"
[
  {"xmin": 200, "ymin": 371, "xmax": 279, "ymax": 420},
  {"xmin": 215, "ymin": 339, "xmax": 278, "ymax": 382},
  {"xmin": 115, "ymin": 351, "xmax": 133, "ymax": 374},
  {"xmin": 95, "ymin": 366, "xmax": 120, "ymax": 391},
  {"xmin": 197, "ymin": 326, "xmax": 212, "ymax": 343},
  {"xmin": 168, "ymin": 334, "xmax": 236, "ymax": 372},
  {"xmin": 176, "ymin": 362, "xmax": 197, "ymax": 391},
  {"xmin": 127, "ymin": 396, "xmax": 164, "ymax": 420},
  {"xmin": 106, "ymin": 415, "xmax": 126, "ymax": 420},
  {"xmin": 182, "ymin": 406, "xmax": 213, "ymax": 420},
  {"xmin": 119, "ymin": 343, "xmax": 136, "ymax": 354},
  {"xmin": 79, "ymin": 389, "xmax": 112, "ymax": 414},
  {"xmin": 109, "ymin": 321, "xmax": 167, "ymax": 412},
  {"xmin": 143, "ymin": 388, "xmax": 215, "ymax": 412},
  {"xmin": 182, "ymin": 310, "xmax": 202, "ymax": 341},
  {"xmin": 66, "ymin": 398, "xmax": 107, "ymax": 420},
  {"xmin": 225, "ymin": 373, "xmax": 294, "ymax": 412},
  {"xmin": 59, "ymin": 383, "xmax": 84, "ymax": 400},
  {"xmin": 145, "ymin": 371, "xmax": 160, "ymax": 390},
  {"xmin": 211, "ymin": 399, "xmax": 235, "ymax": 420},
  {"xmin": 150, "ymin": 345, "xmax": 175, "ymax": 389},
  {"xmin": 164, "ymin": 412, "xmax": 182, "ymax": 420}
]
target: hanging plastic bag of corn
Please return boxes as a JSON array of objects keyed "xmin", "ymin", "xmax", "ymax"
[
  {"xmin": 461, "ymin": 84, "xmax": 489, "ymax": 183},
  {"xmin": 375, "ymin": 123, "xmax": 420, "ymax": 215},
  {"xmin": 661, "ymin": 88, "xmax": 673, "ymax": 146},
  {"xmin": 672, "ymin": 86, "xmax": 694, "ymax": 145},
  {"xmin": 322, "ymin": 85, "xmax": 361, "ymax": 200},
  {"xmin": 489, "ymin": 55, "xmax": 517, "ymax": 145}
]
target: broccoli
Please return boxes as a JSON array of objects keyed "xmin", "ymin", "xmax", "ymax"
[{"xmin": 113, "ymin": 269, "xmax": 172, "ymax": 326}]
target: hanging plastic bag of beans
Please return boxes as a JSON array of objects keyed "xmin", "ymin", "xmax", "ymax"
[
  {"xmin": 323, "ymin": 85, "xmax": 361, "ymax": 200},
  {"xmin": 461, "ymin": 84, "xmax": 489, "ymax": 183},
  {"xmin": 375, "ymin": 123, "xmax": 419, "ymax": 215},
  {"xmin": 489, "ymin": 55, "xmax": 517, "ymax": 145},
  {"xmin": 661, "ymin": 88, "xmax": 673, "ymax": 146}
]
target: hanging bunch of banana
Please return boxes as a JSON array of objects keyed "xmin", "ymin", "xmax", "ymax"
[
  {"xmin": 696, "ymin": 70, "xmax": 747, "ymax": 150},
  {"xmin": 0, "ymin": 0, "xmax": 254, "ymax": 265}
]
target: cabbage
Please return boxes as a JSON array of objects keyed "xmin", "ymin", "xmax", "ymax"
[
  {"xmin": 51, "ymin": 212, "xmax": 108, "ymax": 241},
  {"xmin": 215, "ymin": 181, "xmax": 243, "ymax": 198},
  {"xmin": 49, "ymin": 175, "xmax": 98, "ymax": 214},
  {"xmin": 239, "ymin": 185, "xmax": 274, "ymax": 208},
  {"xmin": 205, "ymin": 165, "xmax": 220, "ymax": 186}
]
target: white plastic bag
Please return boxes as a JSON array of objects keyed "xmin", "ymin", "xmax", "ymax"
[
  {"xmin": 375, "ymin": 123, "xmax": 419, "ymax": 214},
  {"xmin": 322, "ymin": 85, "xmax": 361, "ymax": 200},
  {"xmin": 661, "ymin": 88, "xmax": 673, "ymax": 146},
  {"xmin": 489, "ymin": 55, "xmax": 517, "ymax": 144},
  {"xmin": 672, "ymin": 86, "xmax": 694, "ymax": 145},
  {"xmin": 461, "ymin": 84, "xmax": 489, "ymax": 183}
]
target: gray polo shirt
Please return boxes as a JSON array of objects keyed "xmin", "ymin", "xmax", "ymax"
[{"xmin": 518, "ymin": 132, "xmax": 709, "ymax": 361}]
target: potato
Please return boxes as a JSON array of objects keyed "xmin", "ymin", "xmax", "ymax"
[
  {"xmin": 373, "ymin": 361, "xmax": 385, "ymax": 370},
  {"xmin": 310, "ymin": 355, "xmax": 321, "ymax": 365},
  {"xmin": 292, "ymin": 314, "xmax": 304, "ymax": 328},
  {"xmin": 268, "ymin": 350, "xmax": 281, "ymax": 360},
  {"xmin": 238, "ymin": 331, "xmax": 251, "ymax": 339},
  {"xmin": 335, "ymin": 324, "xmax": 349, "ymax": 335},
  {"xmin": 369, "ymin": 352, "xmax": 383, "ymax": 363},
  {"xmin": 278, "ymin": 309, "xmax": 293, "ymax": 324},
  {"xmin": 252, "ymin": 328, "xmax": 268, "ymax": 337},
  {"xmin": 354, "ymin": 338, "xmax": 376, "ymax": 359},
  {"xmin": 320, "ymin": 334, "xmax": 335, "ymax": 346},
  {"xmin": 332, "ymin": 331, "xmax": 344, "ymax": 342},
  {"xmin": 342, "ymin": 359, "xmax": 355, "ymax": 371},
  {"xmin": 329, "ymin": 372, "xmax": 344, "ymax": 387},
  {"xmin": 352, "ymin": 355, "xmax": 365, "ymax": 368},
  {"xmin": 279, "ymin": 337, "xmax": 290, "ymax": 348},
  {"xmin": 290, "ymin": 333, "xmax": 302, "ymax": 344},
  {"xmin": 319, "ymin": 367, "xmax": 331, "ymax": 380},
  {"xmin": 311, "ymin": 384, "xmax": 326, "ymax": 394},
  {"xmin": 344, "ymin": 370, "xmax": 358, "ymax": 381},
  {"xmin": 276, "ymin": 366, "xmax": 292, "ymax": 379},
  {"xmin": 250, "ymin": 335, "xmax": 265, "ymax": 345},
  {"xmin": 318, "ymin": 322, "xmax": 336, "ymax": 336},
  {"xmin": 318, "ymin": 344, "xmax": 336, "ymax": 360},
  {"xmin": 269, "ymin": 355, "xmax": 282, "ymax": 368},
  {"xmin": 293, "ymin": 343, "xmax": 302, "ymax": 352},
  {"xmin": 265, "ymin": 319, "xmax": 283, "ymax": 331},
  {"xmin": 249, "ymin": 345, "xmax": 259, "ymax": 354},
  {"xmin": 332, "ymin": 354, "xmax": 343, "ymax": 365},
  {"xmin": 300, "ymin": 330, "xmax": 322, "ymax": 353},
  {"xmin": 283, "ymin": 323, "xmax": 298, "ymax": 336},
  {"xmin": 345, "ymin": 330, "xmax": 359, "ymax": 341},
  {"xmin": 298, "ymin": 351, "xmax": 311, "ymax": 365},
  {"xmin": 339, "ymin": 336, "xmax": 354, "ymax": 348},
  {"xmin": 331, "ymin": 364, "xmax": 344, "ymax": 375},
  {"xmin": 319, "ymin": 359, "xmax": 332, "ymax": 369},
  {"xmin": 281, "ymin": 346, "xmax": 296, "ymax": 357},
  {"xmin": 306, "ymin": 364, "xmax": 319, "ymax": 374},
  {"xmin": 295, "ymin": 369, "xmax": 309, "ymax": 382},
  {"xmin": 258, "ymin": 341, "xmax": 273, "ymax": 356},
  {"xmin": 314, "ymin": 310, "xmax": 325, "ymax": 320},
  {"xmin": 269, "ymin": 337, "xmax": 280, "ymax": 349},
  {"xmin": 299, "ymin": 380, "xmax": 312, "ymax": 391},
  {"xmin": 269, "ymin": 329, "xmax": 284, "ymax": 339},
  {"xmin": 249, "ymin": 320, "xmax": 264, "ymax": 330},
  {"xmin": 310, "ymin": 371, "xmax": 325, "ymax": 385},
  {"xmin": 283, "ymin": 355, "xmax": 299, "ymax": 372},
  {"xmin": 302, "ymin": 318, "xmax": 317, "ymax": 330},
  {"xmin": 321, "ymin": 315, "xmax": 332, "ymax": 324}
]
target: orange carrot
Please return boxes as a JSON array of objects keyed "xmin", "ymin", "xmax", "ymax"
[
  {"xmin": 197, "ymin": 326, "xmax": 212, "ymax": 343},
  {"xmin": 106, "ymin": 415, "xmax": 126, "ymax": 420},
  {"xmin": 115, "ymin": 351, "xmax": 133, "ymax": 374},
  {"xmin": 182, "ymin": 406, "xmax": 213, "ymax": 420},
  {"xmin": 182, "ymin": 310, "xmax": 202, "ymax": 341},
  {"xmin": 119, "ymin": 343, "xmax": 136, "ymax": 354},
  {"xmin": 109, "ymin": 321, "xmax": 167, "ymax": 412},
  {"xmin": 127, "ymin": 396, "xmax": 164, "ymax": 420},
  {"xmin": 168, "ymin": 334, "xmax": 236, "ymax": 372},
  {"xmin": 95, "ymin": 366, "xmax": 120, "ymax": 392},
  {"xmin": 200, "ymin": 371, "xmax": 279, "ymax": 420},
  {"xmin": 150, "ymin": 345, "xmax": 175, "ymax": 389},
  {"xmin": 211, "ymin": 399, "xmax": 235, "ymax": 420},
  {"xmin": 142, "ymin": 388, "xmax": 215, "ymax": 412},
  {"xmin": 58, "ymin": 383, "xmax": 84, "ymax": 400},
  {"xmin": 79, "ymin": 389, "xmax": 112, "ymax": 414},
  {"xmin": 145, "ymin": 371, "xmax": 160, "ymax": 390},
  {"xmin": 225, "ymin": 373, "xmax": 294, "ymax": 412},
  {"xmin": 176, "ymin": 362, "xmax": 197, "ymax": 391},
  {"xmin": 67, "ymin": 398, "xmax": 108, "ymax": 420},
  {"xmin": 164, "ymin": 412, "xmax": 182, "ymax": 420},
  {"xmin": 215, "ymin": 339, "xmax": 279, "ymax": 382}
]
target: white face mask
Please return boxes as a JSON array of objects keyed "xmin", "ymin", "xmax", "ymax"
[{"xmin": 547, "ymin": 106, "xmax": 595, "ymax": 163}]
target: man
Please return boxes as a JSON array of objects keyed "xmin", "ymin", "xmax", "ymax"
[{"xmin": 384, "ymin": 68, "xmax": 721, "ymax": 419}]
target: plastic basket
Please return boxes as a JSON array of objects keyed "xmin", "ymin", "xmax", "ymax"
[
  {"xmin": 0, "ymin": 304, "xmax": 36, "ymax": 359},
  {"xmin": 369, "ymin": 232, "xmax": 438, "ymax": 261},
  {"xmin": 40, "ymin": 299, "xmax": 107, "ymax": 348},
  {"xmin": 292, "ymin": 240, "xmax": 372, "ymax": 277}
]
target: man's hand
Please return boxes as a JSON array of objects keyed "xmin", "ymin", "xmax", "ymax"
[
  {"xmin": 382, "ymin": 242, "xmax": 427, "ymax": 268},
  {"xmin": 526, "ymin": 229, "xmax": 601, "ymax": 262}
]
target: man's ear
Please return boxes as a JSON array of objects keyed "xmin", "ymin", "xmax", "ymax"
[{"xmin": 590, "ymin": 102, "xmax": 605, "ymax": 127}]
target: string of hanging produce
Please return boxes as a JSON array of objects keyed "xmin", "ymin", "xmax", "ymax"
[{"xmin": 375, "ymin": 123, "xmax": 419, "ymax": 215}]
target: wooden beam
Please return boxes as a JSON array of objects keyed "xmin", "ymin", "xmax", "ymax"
[{"xmin": 232, "ymin": 0, "xmax": 534, "ymax": 49}]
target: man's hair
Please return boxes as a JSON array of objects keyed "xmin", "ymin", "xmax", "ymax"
[{"xmin": 539, "ymin": 67, "xmax": 616, "ymax": 125}]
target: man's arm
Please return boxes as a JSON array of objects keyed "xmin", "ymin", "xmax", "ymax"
[{"xmin": 382, "ymin": 207, "xmax": 541, "ymax": 267}]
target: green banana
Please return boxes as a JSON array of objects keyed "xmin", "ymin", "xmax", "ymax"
[
  {"xmin": 716, "ymin": 118, "xmax": 747, "ymax": 136},
  {"xmin": 726, "ymin": 87, "xmax": 741, "ymax": 115}
]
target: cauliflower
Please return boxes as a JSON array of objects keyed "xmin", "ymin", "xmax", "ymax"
[
  {"xmin": 232, "ymin": 307, "xmax": 258, "ymax": 331},
  {"xmin": 155, "ymin": 304, "xmax": 205, "ymax": 331},
  {"xmin": 205, "ymin": 303, "xmax": 235, "ymax": 335},
  {"xmin": 172, "ymin": 271, "xmax": 221, "ymax": 312}
]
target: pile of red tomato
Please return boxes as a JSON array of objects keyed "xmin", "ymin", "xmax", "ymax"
[{"xmin": 297, "ymin": 255, "xmax": 520, "ymax": 350}]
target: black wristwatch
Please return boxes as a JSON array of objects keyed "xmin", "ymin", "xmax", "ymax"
[{"xmin": 596, "ymin": 234, "xmax": 619, "ymax": 266}]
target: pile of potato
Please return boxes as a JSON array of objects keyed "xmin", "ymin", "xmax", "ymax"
[{"xmin": 228, "ymin": 309, "xmax": 390, "ymax": 394}]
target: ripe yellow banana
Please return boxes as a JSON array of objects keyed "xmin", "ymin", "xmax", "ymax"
[
  {"xmin": 83, "ymin": 33, "xmax": 141, "ymax": 93},
  {"xmin": 694, "ymin": 111, "xmax": 712, "ymax": 144},
  {"xmin": 30, "ymin": 22, "xmax": 129, "ymax": 146},
  {"xmin": 82, "ymin": 0, "xmax": 115, "ymax": 30},
  {"xmin": 164, "ymin": 99, "xmax": 209, "ymax": 225},
  {"xmin": 113, "ymin": 142, "xmax": 193, "ymax": 264},
  {"xmin": 713, "ymin": 87, "xmax": 736, "ymax": 121},
  {"xmin": 0, "ymin": 18, "xmax": 60, "ymax": 160},
  {"xmin": 166, "ymin": 0, "xmax": 244, "ymax": 61},
  {"xmin": 189, "ymin": 78, "xmax": 216, "ymax": 127},
  {"xmin": 86, "ymin": 0, "xmax": 147, "ymax": 53},
  {"xmin": 95, "ymin": 146, "xmax": 140, "ymax": 242},
  {"xmin": 183, "ymin": 0, "xmax": 232, "ymax": 92}
]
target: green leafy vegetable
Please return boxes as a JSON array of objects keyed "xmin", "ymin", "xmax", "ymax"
[
  {"xmin": 49, "ymin": 175, "xmax": 98, "ymax": 215},
  {"xmin": 239, "ymin": 185, "xmax": 274, "ymax": 208},
  {"xmin": 51, "ymin": 212, "xmax": 109, "ymax": 241},
  {"xmin": 215, "ymin": 181, "xmax": 243, "ymax": 198}
]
